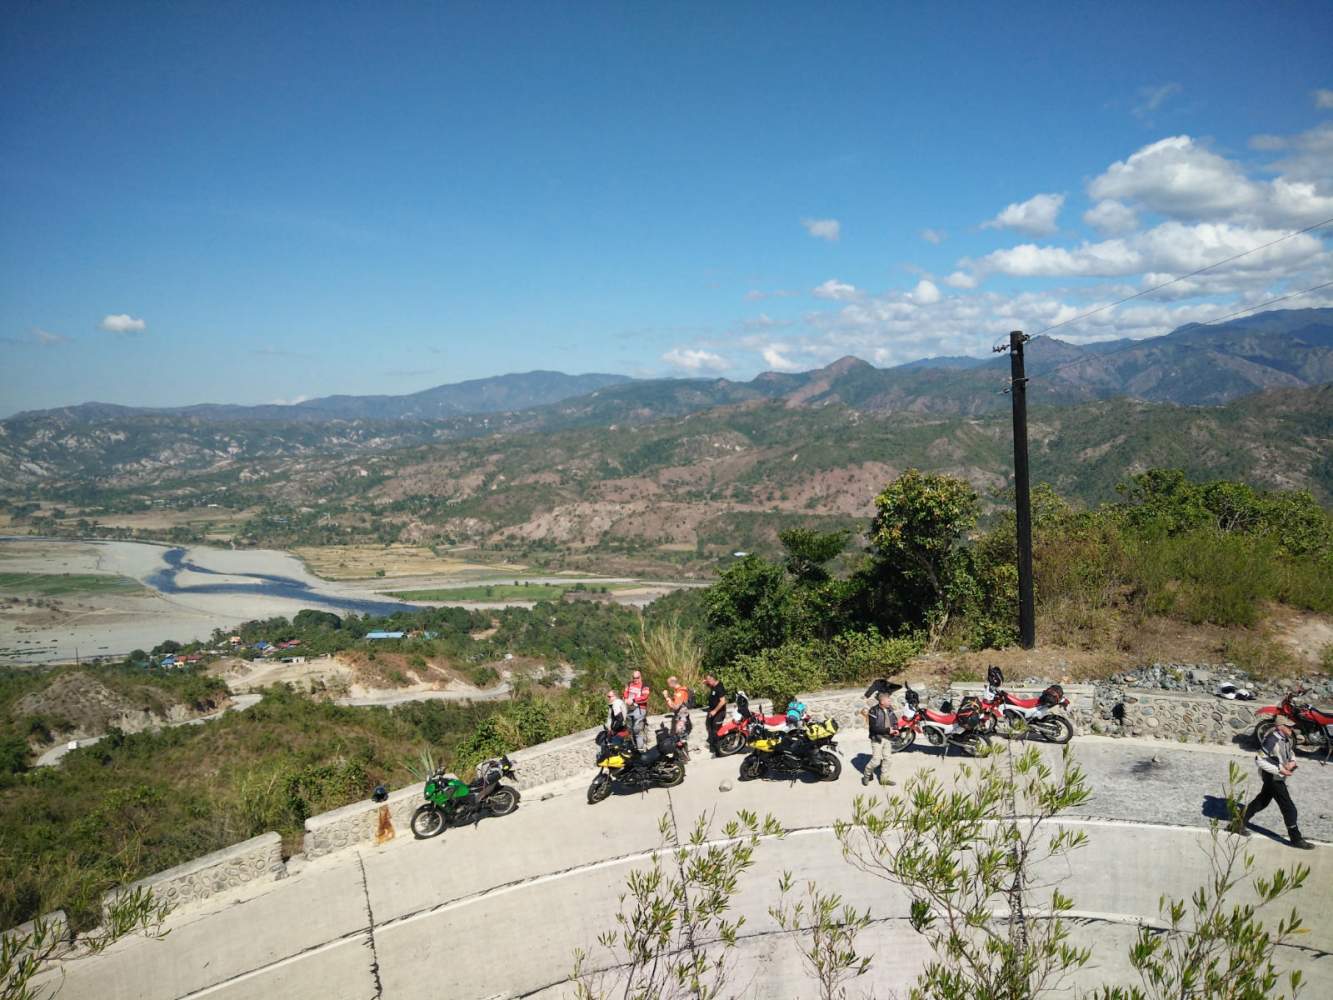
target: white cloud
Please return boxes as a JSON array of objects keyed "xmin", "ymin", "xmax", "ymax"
[
  {"xmin": 911, "ymin": 279, "xmax": 941, "ymax": 304},
  {"xmin": 1132, "ymin": 82, "xmax": 1182, "ymax": 120},
  {"xmin": 760, "ymin": 344, "xmax": 801, "ymax": 371},
  {"xmin": 812, "ymin": 278, "xmax": 859, "ymax": 300},
  {"xmin": 268, "ymin": 395, "xmax": 311, "ymax": 406},
  {"xmin": 661, "ymin": 347, "xmax": 730, "ymax": 373},
  {"xmin": 34, "ymin": 328, "xmax": 68, "ymax": 346},
  {"xmin": 744, "ymin": 288, "xmax": 798, "ymax": 301},
  {"xmin": 1088, "ymin": 133, "xmax": 1333, "ymax": 227},
  {"xmin": 977, "ymin": 221, "xmax": 1325, "ymax": 279},
  {"xmin": 981, "ymin": 192, "xmax": 1065, "ymax": 236},
  {"xmin": 1313, "ymin": 88, "xmax": 1333, "ymax": 110},
  {"xmin": 1264, "ymin": 122, "xmax": 1333, "ymax": 188},
  {"xmin": 920, "ymin": 228, "xmax": 946, "ymax": 244},
  {"xmin": 801, "ymin": 218, "xmax": 841, "ymax": 241},
  {"xmin": 944, "ymin": 271, "xmax": 978, "ymax": 289},
  {"xmin": 1083, "ymin": 199, "xmax": 1139, "ymax": 235},
  {"xmin": 100, "ymin": 313, "xmax": 146, "ymax": 333}
]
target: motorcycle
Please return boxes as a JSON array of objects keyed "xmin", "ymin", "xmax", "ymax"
[
  {"xmin": 411, "ymin": 755, "xmax": 520, "ymax": 839},
  {"xmin": 979, "ymin": 667, "xmax": 1074, "ymax": 744},
  {"xmin": 714, "ymin": 690, "xmax": 798, "ymax": 756},
  {"xmin": 587, "ymin": 725, "xmax": 686, "ymax": 804},
  {"xmin": 1254, "ymin": 688, "xmax": 1333, "ymax": 756},
  {"xmin": 737, "ymin": 717, "xmax": 842, "ymax": 782},
  {"xmin": 891, "ymin": 687, "xmax": 991, "ymax": 756}
]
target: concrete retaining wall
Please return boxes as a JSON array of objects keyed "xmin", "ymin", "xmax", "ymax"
[{"xmin": 106, "ymin": 832, "xmax": 286, "ymax": 910}]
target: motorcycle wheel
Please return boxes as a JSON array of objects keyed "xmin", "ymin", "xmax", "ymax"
[
  {"xmin": 1253, "ymin": 719, "xmax": 1275, "ymax": 749},
  {"xmin": 716, "ymin": 731, "xmax": 745, "ymax": 756},
  {"xmin": 587, "ymin": 774, "xmax": 613, "ymax": 805},
  {"xmin": 656, "ymin": 761, "xmax": 685, "ymax": 788},
  {"xmin": 737, "ymin": 754, "xmax": 765, "ymax": 782},
  {"xmin": 486, "ymin": 786, "xmax": 520, "ymax": 816},
  {"xmin": 960, "ymin": 732, "xmax": 990, "ymax": 757},
  {"xmin": 1002, "ymin": 710, "xmax": 1027, "ymax": 737},
  {"xmin": 410, "ymin": 804, "xmax": 446, "ymax": 839},
  {"xmin": 815, "ymin": 750, "xmax": 842, "ymax": 782},
  {"xmin": 889, "ymin": 730, "xmax": 915, "ymax": 753},
  {"xmin": 1034, "ymin": 715, "xmax": 1073, "ymax": 744}
]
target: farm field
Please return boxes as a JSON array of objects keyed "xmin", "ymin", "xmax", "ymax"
[
  {"xmin": 0, "ymin": 572, "xmax": 144, "ymax": 596},
  {"xmin": 292, "ymin": 544, "xmax": 526, "ymax": 580}
]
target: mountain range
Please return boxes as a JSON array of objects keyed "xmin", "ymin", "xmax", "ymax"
[{"xmin": 2, "ymin": 309, "xmax": 1331, "ymax": 500}]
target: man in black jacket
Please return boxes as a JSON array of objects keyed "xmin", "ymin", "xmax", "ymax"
[{"xmin": 862, "ymin": 690, "xmax": 898, "ymax": 786}]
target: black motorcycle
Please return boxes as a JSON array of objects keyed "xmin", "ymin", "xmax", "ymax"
[
  {"xmin": 411, "ymin": 756, "xmax": 521, "ymax": 838},
  {"xmin": 587, "ymin": 726, "xmax": 686, "ymax": 804},
  {"xmin": 737, "ymin": 717, "xmax": 842, "ymax": 782}
]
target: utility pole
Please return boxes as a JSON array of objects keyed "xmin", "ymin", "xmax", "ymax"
[{"xmin": 1009, "ymin": 330, "xmax": 1036, "ymax": 648}]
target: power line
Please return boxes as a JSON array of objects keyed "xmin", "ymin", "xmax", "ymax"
[
  {"xmin": 1002, "ymin": 276, "xmax": 1333, "ymax": 391},
  {"xmin": 1032, "ymin": 215, "xmax": 1333, "ymax": 338}
]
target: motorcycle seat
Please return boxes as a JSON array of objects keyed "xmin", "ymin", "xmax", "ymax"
[
  {"xmin": 639, "ymin": 747, "xmax": 661, "ymax": 766},
  {"xmin": 1309, "ymin": 707, "xmax": 1333, "ymax": 725},
  {"xmin": 1004, "ymin": 693, "xmax": 1041, "ymax": 709},
  {"xmin": 924, "ymin": 709, "xmax": 956, "ymax": 725},
  {"xmin": 760, "ymin": 714, "xmax": 788, "ymax": 728}
]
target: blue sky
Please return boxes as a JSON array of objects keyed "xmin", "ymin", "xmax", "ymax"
[{"xmin": 3, "ymin": 1, "xmax": 1332, "ymax": 415}]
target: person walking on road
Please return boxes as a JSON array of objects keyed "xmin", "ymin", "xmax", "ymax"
[
  {"xmin": 703, "ymin": 675, "xmax": 727, "ymax": 757},
  {"xmin": 1233, "ymin": 715, "xmax": 1316, "ymax": 849},
  {"xmin": 861, "ymin": 690, "xmax": 898, "ymax": 786},
  {"xmin": 623, "ymin": 670, "xmax": 651, "ymax": 750}
]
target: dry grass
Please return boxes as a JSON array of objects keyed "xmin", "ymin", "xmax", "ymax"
[{"xmin": 292, "ymin": 543, "xmax": 525, "ymax": 580}]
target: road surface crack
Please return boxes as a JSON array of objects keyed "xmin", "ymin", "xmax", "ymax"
[{"xmin": 357, "ymin": 851, "xmax": 384, "ymax": 999}]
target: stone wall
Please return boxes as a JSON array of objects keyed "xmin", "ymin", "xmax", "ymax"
[
  {"xmin": 106, "ymin": 832, "xmax": 285, "ymax": 910},
  {"xmin": 1090, "ymin": 690, "xmax": 1258, "ymax": 745}
]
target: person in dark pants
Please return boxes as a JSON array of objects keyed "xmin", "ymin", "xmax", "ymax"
[
  {"xmin": 1233, "ymin": 715, "xmax": 1315, "ymax": 849},
  {"xmin": 703, "ymin": 675, "xmax": 727, "ymax": 757},
  {"xmin": 861, "ymin": 690, "xmax": 898, "ymax": 786}
]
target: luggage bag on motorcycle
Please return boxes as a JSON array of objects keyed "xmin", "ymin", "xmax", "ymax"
[
  {"xmin": 1039, "ymin": 684, "xmax": 1065, "ymax": 707},
  {"xmin": 955, "ymin": 695, "xmax": 984, "ymax": 731}
]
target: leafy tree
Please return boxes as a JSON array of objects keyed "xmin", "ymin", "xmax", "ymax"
[
  {"xmin": 779, "ymin": 527, "xmax": 851, "ymax": 584},
  {"xmin": 1092, "ymin": 764, "xmax": 1311, "ymax": 1000},
  {"xmin": 866, "ymin": 470, "xmax": 981, "ymax": 644},
  {"xmin": 571, "ymin": 809, "xmax": 785, "ymax": 1000},
  {"xmin": 702, "ymin": 556, "xmax": 794, "ymax": 668},
  {"xmin": 837, "ymin": 744, "xmax": 1094, "ymax": 1000},
  {"xmin": 769, "ymin": 875, "xmax": 872, "ymax": 1000},
  {"xmin": 292, "ymin": 609, "xmax": 341, "ymax": 630}
]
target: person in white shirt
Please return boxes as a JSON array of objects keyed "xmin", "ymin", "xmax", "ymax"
[{"xmin": 1233, "ymin": 715, "xmax": 1315, "ymax": 850}]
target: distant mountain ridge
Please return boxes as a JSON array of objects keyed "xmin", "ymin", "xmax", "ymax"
[{"xmin": 2, "ymin": 309, "xmax": 1331, "ymax": 487}]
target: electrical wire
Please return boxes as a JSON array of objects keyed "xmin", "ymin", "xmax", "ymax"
[
  {"xmin": 1029, "ymin": 215, "xmax": 1333, "ymax": 339},
  {"xmin": 1001, "ymin": 277, "xmax": 1333, "ymax": 390}
]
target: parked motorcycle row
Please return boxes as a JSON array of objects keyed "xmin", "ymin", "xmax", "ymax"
[{"xmin": 411, "ymin": 670, "xmax": 1328, "ymax": 830}]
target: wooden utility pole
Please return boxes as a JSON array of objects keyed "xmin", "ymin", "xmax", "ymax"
[{"xmin": 1009, "ymin": 331, "xmax": 1036, "ymax": 648}]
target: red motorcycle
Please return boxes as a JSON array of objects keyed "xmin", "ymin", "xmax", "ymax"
[
  {"xmin": 978, "ymin": 667, "xmax": 1073, "ymax": 744},
  {"xmin": 714, "ymin": 691, "xmax": 796, "ymax": 756},
  {"xmin": 1254, "ymin": 688, "xmax": 1333, "ymax": 755}
]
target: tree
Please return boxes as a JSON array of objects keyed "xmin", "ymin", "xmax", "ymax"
[
  {"xmin": 702, "ymin": 556, "xmax": 793, "ymax": 667},
  {"xmin": 867, "ymin": 470, "xmax": 980, "ymax": 644},
  {"xmin": 769, "ymin": 875, "xmax": 872, "ymax": 1000},
  {"xmin": 1, "ymin": 887, "xmax": 172, "ymax": 1000},
  {"xmin": 779, "ymin": 528, "xmax": 851, "ymax": 584},
  {"xmin": 1092, "ymin": 763, "xmax": 1310, "ymax": 1000},
  {"xmin": 571, "ymin": 809, "xmax": 785, "ymax": 1000},
  {"xmin": 836, "ymin": 744, "xmax": 1094, "ymax": 1000}
]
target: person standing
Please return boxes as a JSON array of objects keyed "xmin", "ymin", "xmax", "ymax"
[
  {"xmin": 605, "ymin": 690, "xmax": 629, "ymax": 738},
  {"xmin": 1234, "ymin": 715, "xmax": 1315, "ymax": 849},
  {"xmin": 623, "ymin": 670, "xmax": 651, "ymax": 750},
  {"xmin": 664, "ymin": 675, "xmax": 691, "ymax": 760},
  {"xmin": 703, "ymin": 675, "xmax": 727, "ymax": 757},
  {"xmin": 862, "ymin": 690, "xmax": 898, "ymax": 787}
]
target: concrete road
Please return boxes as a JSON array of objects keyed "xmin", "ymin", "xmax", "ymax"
[{"xmin": 44, "ymin": 735, "xmax": 1333, "ymax": 1000}]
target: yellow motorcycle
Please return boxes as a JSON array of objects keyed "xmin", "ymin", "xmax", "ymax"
[
  {"xmin": 738, "ymin": 718, "xmax": 842, "ymax": 782},
  {"xmin": 587, "ymin": 726, "xmax": 686, "ymax": 804}
]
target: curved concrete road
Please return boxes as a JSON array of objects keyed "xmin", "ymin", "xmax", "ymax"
[
  {"xmin": 33, "ymin": 693, "xmax": 263, "ymax": 767},
  {"xmin": 44, "ymin": 735, "xmax": 1333, "ymax": 999}
]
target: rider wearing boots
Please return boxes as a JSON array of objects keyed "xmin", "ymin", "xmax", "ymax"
[
  {"xmin": 664, "ymin": 675, "xmax": 691, "ymax": 759},
  {"xmin": 1234, "ymin": 715, "xmax": 1315, "ymax": 849},
  {"xmin": 862, "ymin": 690, "xmax": 897, "ymax": 786},
  {"xmin": 624, "ymin": 671, "xmax": 651, "ymax": 750}
]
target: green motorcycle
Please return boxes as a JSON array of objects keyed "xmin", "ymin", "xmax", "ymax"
[{"xmin": 410, "ymin": 755, "xmax": 520, "ymax": 839}]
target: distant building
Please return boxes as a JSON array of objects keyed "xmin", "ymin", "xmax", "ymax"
[{"xmin": 365, "ymin": 631, "xmax": 405, "ymax": 640}]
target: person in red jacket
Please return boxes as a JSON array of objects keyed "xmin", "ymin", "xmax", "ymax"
[{"xmin": 624, "ymin": 670, "xmax": 651, "ymax": 749}]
